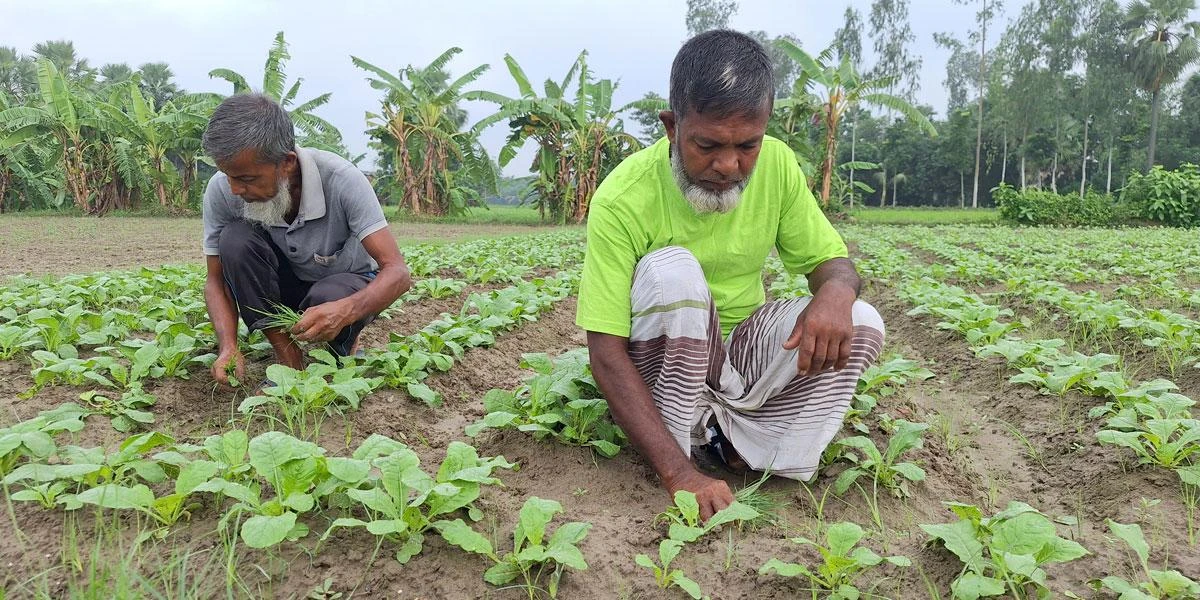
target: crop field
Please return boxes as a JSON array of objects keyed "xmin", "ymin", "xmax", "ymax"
[{"xmin": 1, "ymin": 222, "xmax": 1198, "ymax": 599}]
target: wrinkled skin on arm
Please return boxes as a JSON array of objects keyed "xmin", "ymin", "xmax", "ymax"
[
  {"xmin": 587, "ymin": 332, "xmax": 735, "ymax": 521},
  {"xmin": 205, "ymin": 256, "xmax": 245, "ymax": 386},
  {"xmin": 784, "ymin": 257, "xmax": 861, "ymax": 375}
]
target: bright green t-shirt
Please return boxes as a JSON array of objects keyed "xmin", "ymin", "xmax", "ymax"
[{"xmin": 575, "ymin": 135, "xmax": 848, "ymax": 338}]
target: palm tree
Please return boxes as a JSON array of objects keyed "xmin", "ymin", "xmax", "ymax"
[
  {"xmin": 0, "ymin": 48, "xmax": 37, "ymax": 100},
  {"xmin": 32, "ymin": 40, "xmax": 94, "ymax": 85},
  {"xmin": 208, "ymin": 31, "xmax": 342, "ymax": 149},
  {"xmin": 776, "ymin": 39, "xmax": 935, "ymax": 206},
  {"xmin": 353, "ymin": 48, "xmax": 494, "ymax": 216},
  {"xmin": 137, "ymin": 62, "xmax": 179, "ymax": 110},
  {"xmin": 768, "ymin": 65, "xmax": 823, "ymax": 185},
  {"xmin": 1124, "ymin": 0, "xmax": 1200, "ymax": 169},
  {"xmin": 99, "ymin": 63, "xmax": 134, "ymax": 87}
]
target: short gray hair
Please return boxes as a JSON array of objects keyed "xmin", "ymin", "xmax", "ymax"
[
  {"xmin": 202, "ymin": 94, "xmax": 295, "ymax": 164},
  {"xmin": 669, "ymin": 30, "xmax": 774, "ymax": 121}
]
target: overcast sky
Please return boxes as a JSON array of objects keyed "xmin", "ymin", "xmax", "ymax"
[{"xmin": 5, "ymin": 0, "xmax": 1044, "ymax": 174}]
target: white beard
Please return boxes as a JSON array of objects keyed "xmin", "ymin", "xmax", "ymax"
[
  {"xmin": 670, "ymin": 147, "xmax": 748, "ymax": 214},
  {"xmin": 242, "ymin": 179, "xmax": 293, "ymax": 226}
]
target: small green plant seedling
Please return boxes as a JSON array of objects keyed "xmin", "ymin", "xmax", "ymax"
[
  {"xmin": 254, "ymin": 302, "xmax": 305, "ymax": 336},
  {"xmin": 658, "ymin": 490, "xmax": 761, "ymax": 543},
  {"xmin": 434, "ymin": 496, "xmax": 590, "ymax": 599},
  {"xmin": 636, "ymin": 539, "xmax": 704, "ymax": 599},
  {"xmin": 832, "ymin": 419, "xmax": 929, "ymax": 499},
  {"xmin": 1092, "ymin": 519, "xmax": 1199, "ymax": 599},
  {"xmin": 759, "ymin": 521, "xmax": 910, "ymax": 599},
  {"xmin": 921, "ymin": 501, "xmax": 1089, "ymax": 599}
]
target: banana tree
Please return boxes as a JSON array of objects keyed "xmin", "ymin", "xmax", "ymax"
[
  {"xmin": 768, "ymin": 65, "xmax": 823, "ymax": 185},
  {"xmin": 0, "ymin": 59, "xmax": 94, "ymax": 212},
  {"xmin": 468, "ymin": 51, "xmax": 642, "ymax": 224},
  {"xmin": 564, "ymin": 72, "xmax": 642, "ymax": 222},
  {"xmin": 775, "ymin": 40, "xmax": 935, "ymax": 206},
  {"xmin": 353, "ymin": 48, "xmax": 495, "ymax": 216},
  {"xmin": 97, "ymin": 82, "xmax": 207, "ymax": 207},
  {"xmin": 208, "ymin": 31, "xmax": 343, "ymax": 151}
]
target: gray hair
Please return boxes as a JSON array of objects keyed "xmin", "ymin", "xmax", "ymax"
[
  {"xmin": 202, "ymin": 94, "xmax": 295, "ymax": 164},
  {"xmin": 669, "ymin": 30, "xmax": 774, "ymax": 121}
]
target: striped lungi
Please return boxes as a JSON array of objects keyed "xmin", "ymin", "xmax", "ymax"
[{"xmin": 628, "ymin": 246, "xmax": 885, "ymax": 481}]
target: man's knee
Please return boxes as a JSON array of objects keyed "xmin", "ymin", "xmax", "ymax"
[
  {"xmin": 633, "ymin": 246, "xmax": 708, "ymax": 298},
  {"xmin": 303, "ymin": 273, "xmax": 368, "ymax": 308},
  {"xmin": 851, "ymin": 300, "xmax": 885, "ymax": 338}
]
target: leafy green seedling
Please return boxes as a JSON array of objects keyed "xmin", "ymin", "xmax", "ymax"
[
  {"xmin": 921, "ymin": 501, "xmax": 1089, "ymax": 599},
  {"xmin": 78, "ymin": 385, "xmax": 156, "ymax": 432},
  {"xmin": 1092, "ymin": 519, "xmax": 1199, "ymax": 599},
  {"xmin": 0, "ymin": 403, "xmax": 90, "ymax": 475},
  {"xmin": 466, "ymin": 350, "xmax": 626, "ymax": 457},
  {"xmin": 322, "ymin": 440, "xmax": 516, "ymax": 564},
  {"xmin": 413, "ymin": 277, "xmax": 467, "ymax": 299},
  {"xmin": 832, "ymin": 419, "xmax": 928, "ymax": 498},
  {"xmin": 658, "ymin": 491, "xmax": 761, "ymax": 543},
  {"xmin": 636, "ymin": 539, "xmax": 704, "ymax": 599},
  {"xmin": 434, "ymin": 496, "xmax": 590, "ymax": 599},
  {"xmin": 1097, "ymin": 401, "xmax": 1200, "ymax": 469},
  {"xmin": 759, "ymin": 521, "xmax": 910, "ymax": 599}
]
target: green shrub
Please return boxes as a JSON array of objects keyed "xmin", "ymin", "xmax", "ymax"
[
  {"xmin": 993, "ymin": 184, "xmax": 1130, "ymax": 227},
  {"xmin": 1121, "ymin": 164, "xmax": 1200, "ymax": 227}
]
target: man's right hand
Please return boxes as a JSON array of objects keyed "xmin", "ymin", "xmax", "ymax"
[
  {"xmin": 665, "ymin": 467, "xmax": 734, "ymax": 521},
  {"xmin": 212, "ymin": 348, "xmax": 245, "ymax": 387}
]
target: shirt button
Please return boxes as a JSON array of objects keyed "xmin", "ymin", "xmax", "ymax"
[{"xmin": 289, "ymin": 246, "xmax": 297, "ymax": 252}]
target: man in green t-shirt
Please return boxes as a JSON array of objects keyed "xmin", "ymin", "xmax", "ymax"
[{"xmin": 577, "ymin": 30, "xmax": 885, "ymax": 520}]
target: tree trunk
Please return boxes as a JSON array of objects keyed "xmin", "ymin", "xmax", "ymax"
[
  {"xmin": 1147, "ymin": 87, "xmax": 1161, "ymax": 171},
  {"xmin": 960, "ymin": 171, "xmax": 966, "ymax": 208},
  {"xmin": 1106, "ymin": 137, "xmax": 1114, "ymax": 194},
  {"xmin": 879, "ymin": 167, "xmax": 887, "ymax": 208},
  {"xmin": 892, "ymin": 177, "xmax": 898, "ymax": 207},
  {"xmin": 849, "ymin": 112, "xmax": 857, "ymax": 209},
  {"xmin": 819, "ymin": 115, "xmax": 837, "ymax": 207},
  {"xmin": 154, "ymin": 157, "xmax": 168, "ymax": 207},
  {"xmin": 0, "ymin": 164, "xmax": 8, "ymax": 214},
  {"xmin": 1019, "ymin": 124, "xmax": 1028, "ymax": 192},
  {"xmin": 1000, "ymin": 127, "xmax": 1008, "ymax": 185},
  {"xmin": 1079, "ymin": 116, "xmax": 1089, "ymax": 197},
  {"xmin": 971, "ymin": 5, "xmax": 987, "ymax": 209},
  {"xmin": 1051, "ymin": 119, "xmax": 1059, "ymax": 194},
  {"xmin": 181, "ymin": 158, "xmax": 195, "ymax": 208}
]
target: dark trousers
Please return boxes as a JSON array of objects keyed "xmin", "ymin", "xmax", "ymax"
[{"xmin": 217, "ymin": 220, "xmax": 374, "ymax": 356}]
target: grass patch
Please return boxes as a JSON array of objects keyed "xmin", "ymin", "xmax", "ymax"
[
  {"xmin": 848, "ymin": 207, "xmax": 1000, "ymax": 225},
  {"xmin": 392, "ymin": 204, "xmax": 552, "ymax": 226}
]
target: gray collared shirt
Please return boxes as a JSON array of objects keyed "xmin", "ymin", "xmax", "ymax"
[{"xmin": 202, "ymin": 147, "xmax": 390, "ymax": 282}]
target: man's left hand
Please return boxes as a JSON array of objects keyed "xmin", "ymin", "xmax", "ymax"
[
  {"xmin": 292, "ymin": 300, "xmax": 355, "ymax": 343},
  {"xmin": 782, "ymin": 284, "xmax": 856, "ymax": 376}
]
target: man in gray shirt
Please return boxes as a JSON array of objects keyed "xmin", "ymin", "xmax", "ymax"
[{"xmin": 201, "ymin": 94, "xmax": 411, "ymax": 385}]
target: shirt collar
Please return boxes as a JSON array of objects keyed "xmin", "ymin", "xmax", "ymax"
[{"xmin": 294, "ymin": 146, "xmax": 326, "ymax": 222}]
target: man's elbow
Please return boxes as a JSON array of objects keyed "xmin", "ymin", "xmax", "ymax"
[
  {"xmin": 382, "ymin": 262, "xmax": 411, "ymax": 299},
  {"xmin": 585, "ymin": 332, "xmax": 627, "ymax": 376}
]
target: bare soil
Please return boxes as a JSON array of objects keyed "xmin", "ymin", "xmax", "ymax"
[
  {"xmin": 0, "ymin": 222, "xmax": 1195, "ymax": 599},
  {"xmin": 0, "ymin": 216, "xmax": 576, "ymax": 278}
]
